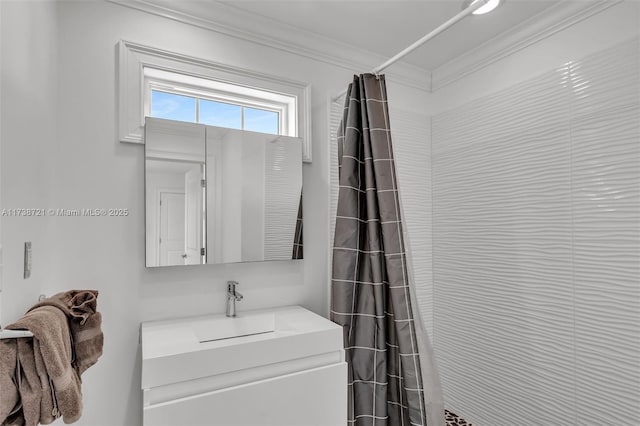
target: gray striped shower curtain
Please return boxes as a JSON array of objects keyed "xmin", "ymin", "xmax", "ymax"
[{"xmin": 331, "ymin": 74, "xmax": 433, "ymax": 426}]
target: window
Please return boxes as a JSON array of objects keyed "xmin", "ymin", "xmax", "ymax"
[
  {"xmin": 149, "ymin": 90, "xmax": 279, "ymax": 134},
  {"xmin": 118, "ymin": 40, "xmax": 311, "ymax": 161},
  {"xmin": 145, "ymin": 68, "xmax": 289, "ymax": 135}
]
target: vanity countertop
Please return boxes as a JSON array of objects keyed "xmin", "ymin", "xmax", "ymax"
[{"xmin": 140, "ymin": 305, "xmax": 343, "ymax": 388}]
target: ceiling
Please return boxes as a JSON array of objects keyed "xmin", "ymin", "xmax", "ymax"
[{"xmin": 216, "ymin": 0, "xmax": 563, "ymax": 70}]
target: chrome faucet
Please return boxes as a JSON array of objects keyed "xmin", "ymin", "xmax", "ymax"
[{"xmin": 226, "ymin": 281, "xmax": 243, "ymax": 317}]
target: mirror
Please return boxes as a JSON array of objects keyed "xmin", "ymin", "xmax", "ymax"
[
  {"xmin": 145, "ymin": 119, "xmax": 206, "ymax": 267},
  {"xmin": 145, "ymin": 118, "xmax": 302, "ymax": 267}
]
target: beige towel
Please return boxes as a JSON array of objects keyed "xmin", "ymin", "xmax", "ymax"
[
  {"xmin": 3, "ymin": 306, "xmax": 82, "ymax": 426},
  {"xmin": 1, "ymin": 290, "xmax": 102, "ymax": 426},
  {"xmin": 30, "ymin": 290, "xmax": 103, "ymax": 377},
  {"xmin": 0, "ymin": 340, "xmax": 20, "ymax": 424}
]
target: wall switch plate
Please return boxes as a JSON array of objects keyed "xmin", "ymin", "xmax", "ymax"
[{"xmin": 24, "ymin": 242, "xmax": 32, "ymax": 279}]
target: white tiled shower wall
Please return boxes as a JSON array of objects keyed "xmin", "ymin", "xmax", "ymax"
[{"xmin": 432, "ymin": 38, "xmax": 639, "ymax": 426}]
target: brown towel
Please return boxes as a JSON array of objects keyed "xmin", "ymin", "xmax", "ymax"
[
  {"xmin": 30, "ymin": 290, "xmax": 103, "ymax": 377},
  {"xmin": 4, "ymin": 306, "xmax": 82, "ymax": 426},
  {"xmin": 0, "ymin": 340, "xmax": 20, "ymax": 424},
  {"xmin": 1, "ymin": 290, "xmax": 102, "ymax": 426}
]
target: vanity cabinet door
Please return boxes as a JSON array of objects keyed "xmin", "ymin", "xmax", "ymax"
[{"xmin": 143, "ymin": 362, "xmax": 347, "ymax": 426}]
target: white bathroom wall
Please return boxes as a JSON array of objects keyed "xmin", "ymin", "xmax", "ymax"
[
  {"xmin": 0, "ymin": 0, "xmax": 58, "ymax": 324},
  {"xmin": 428, "ymin": 2, "xmax": 640, "ymax": 425},
  {"xmin": 0, "ymin": 1, "xmax": 429, "ymax": 425}
]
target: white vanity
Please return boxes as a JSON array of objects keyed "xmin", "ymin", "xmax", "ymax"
[{"xmin": 140, "ymin": 306, "xmax": 347, "ymax": 426}]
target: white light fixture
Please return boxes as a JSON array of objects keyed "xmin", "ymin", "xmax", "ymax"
[{"xmin": 463, "ymin": 0, "xmax": 503, "ymax": 15}]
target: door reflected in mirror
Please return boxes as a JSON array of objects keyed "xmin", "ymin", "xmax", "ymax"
[
  {"xmin": 145, "ymin": 119, "xmax": 206, "ymax": 267},
  {"xmin": 145, "ymin": 118, "xmax": 302, "ymax": 268}
]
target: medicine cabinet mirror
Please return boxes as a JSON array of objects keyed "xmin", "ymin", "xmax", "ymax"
[{"xmin": 145, "ymin": 117, "xmax": 303, "ymax": 267}]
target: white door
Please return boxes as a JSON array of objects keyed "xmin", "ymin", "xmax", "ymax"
[
  {"xmin": 184, "ymin": 165, "xmax": 204, "ymax": 265},
  {"xmin": 159, "ymin": 192, "xmax": 185, "ymax": 266}
]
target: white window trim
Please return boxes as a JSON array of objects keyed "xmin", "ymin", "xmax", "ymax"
[{"xmin": 118, "ymin": 40, "xmax": 312, "ymax": 162}]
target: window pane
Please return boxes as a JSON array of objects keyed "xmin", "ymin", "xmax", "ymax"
[
  {"xmin": 199, "ymin": 99, "xmax": 242, "ymax": 129},
  {"xmin": 150, "ymin": 90, "xmax": 196, "ymax": 122},
  {"xmin": 244, "ymin": 107, "xmax": 279, "ymax": 134}
]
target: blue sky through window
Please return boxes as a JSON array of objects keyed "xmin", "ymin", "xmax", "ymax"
[
  {"xmin": 244, "ymin": 107, "xmax": 279, "ymax": 134},
  {"xmin": 151, "ymin": 91, "xmax": 196, "ymax": 122},
  {"xmin": 199, "ymin": 100, "xmax": 242, "ymax": 129},
  {"xmin": 150, "ymin": 90, "xmax": 280, "ymax": 135}
]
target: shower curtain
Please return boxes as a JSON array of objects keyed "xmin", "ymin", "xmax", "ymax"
[
  {"xmin": 292, "ymin": 195, "xmax": 303, "ymax": 259},
  {"xmin": 331, "ymin": 74, "xmax": 443, "ymax": 426}
]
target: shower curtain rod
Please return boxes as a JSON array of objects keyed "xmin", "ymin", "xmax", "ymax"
[{"xmin": 332, "ymin": 0, "xmax": 490, "ymax": 102}]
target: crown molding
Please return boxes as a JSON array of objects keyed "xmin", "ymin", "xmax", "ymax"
[
  {"xmin": 431, "ymin": 0, "xmax": 622, "ymax": 91},
  {"xmin": 106, "ymin": 0, "xmax": 430, "ymax": 92}
]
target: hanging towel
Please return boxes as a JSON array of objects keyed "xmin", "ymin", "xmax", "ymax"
[
  {"xmin": 30, "ymin": 290, "xmax": 103, "ymax": 377},
  {"xmin": 0, "ymin": 340, "xmax": 20, "ymax": 425},
  {"xmin": 0, "ymin": 290, "xmax": 103, "ymax": 426},
  {"xmin": 2, "ymin": 306, "xmax": 82, "ymax": 426}
]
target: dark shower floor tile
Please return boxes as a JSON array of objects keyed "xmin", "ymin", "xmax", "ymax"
[{"xmin": 445, "ymin": 409, "xmax": 473, "ymax": 426}]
